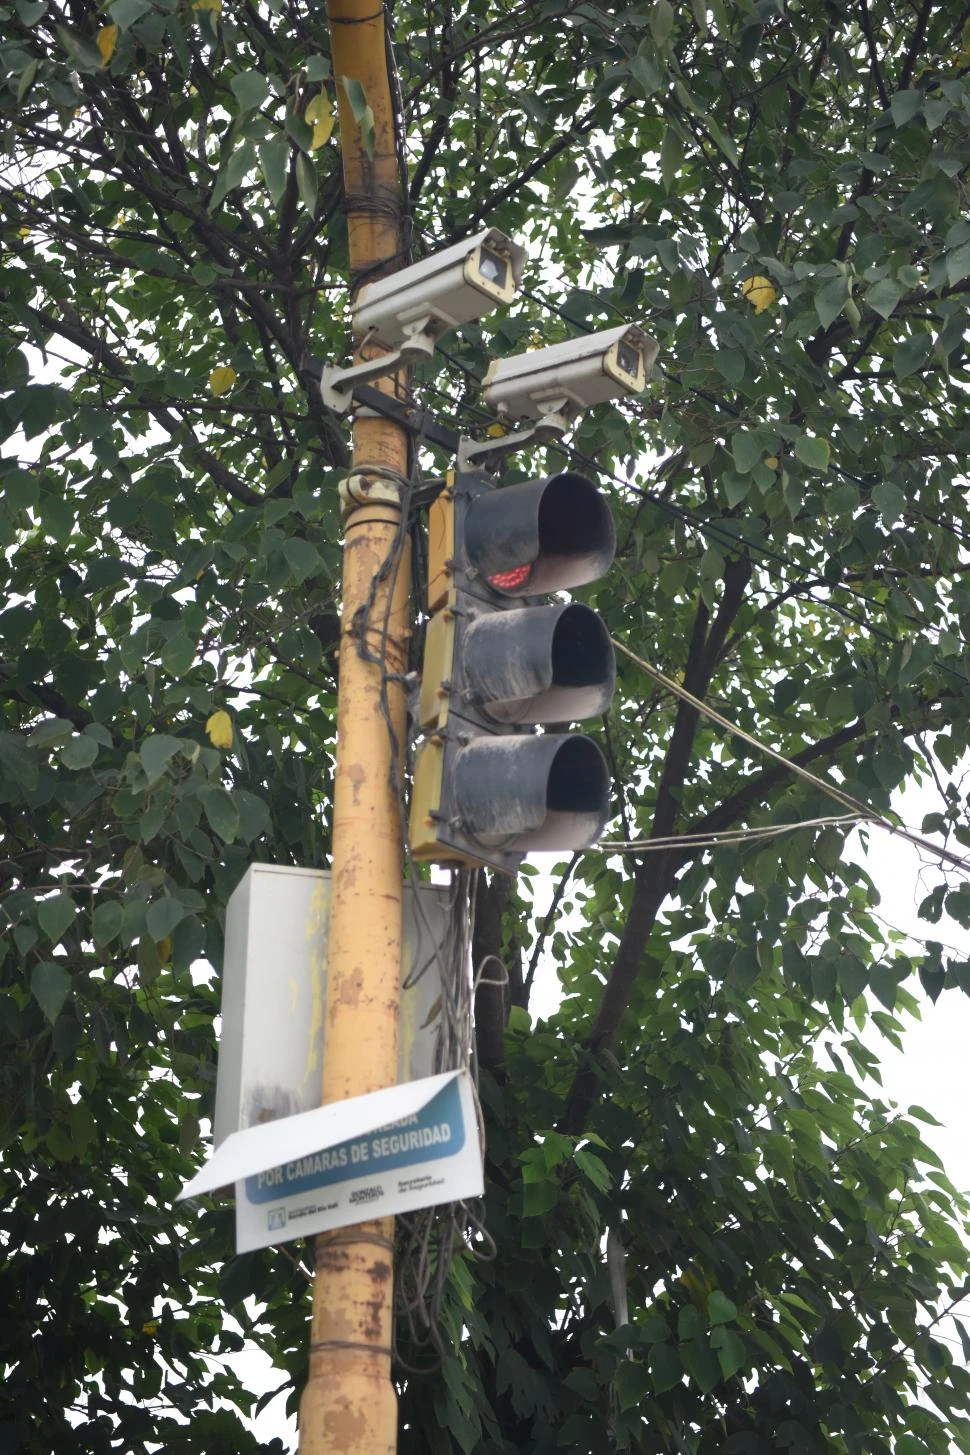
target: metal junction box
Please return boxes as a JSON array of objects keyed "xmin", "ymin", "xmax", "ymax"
[{"xmin": 213, "ymin": 864, "xmax": 451, "ymax": 1147}]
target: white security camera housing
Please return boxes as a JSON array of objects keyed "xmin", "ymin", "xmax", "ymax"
[
  {"xmin": 481, "ymin": 323, "xmax": 659, "ymax": 422},
  {"xmin": 352, "ymin": 228, "xmax": 527, "ymax": 349}
]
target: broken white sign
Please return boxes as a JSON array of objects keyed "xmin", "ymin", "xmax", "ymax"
[{"xmin": 178, "ymin": 1070, "xmax": 483, "ymax": 1254}]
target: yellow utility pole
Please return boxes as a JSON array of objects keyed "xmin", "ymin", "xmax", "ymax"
[{"xmin": 298, "ymin": 3, "xmax": 409, "ymax": 1451}]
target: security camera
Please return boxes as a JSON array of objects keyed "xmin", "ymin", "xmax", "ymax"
[
  {"xmin": 352, "ymin": 228, "xmax": 526, "ymax": 349},
  {"xmin": 481, "ymin": 323, "xmax": 658, "ymax": 422}
]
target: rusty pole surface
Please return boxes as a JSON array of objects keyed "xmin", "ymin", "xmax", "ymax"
[{"xmin": 297, "ymin": 0, "xmax": 409, "ymax": 1449}]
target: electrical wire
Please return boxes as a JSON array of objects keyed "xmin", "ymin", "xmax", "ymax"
[
  {"xmin": 612, "ymin": 635, "xmax": 970, "ymax": 878},
  {"xmin": 345, "ymin": 418, "xmax": 493, "ymax": 1362},
  {"xmin": 600, "ymin": 813, "xmax": 866, "ymax": 853}
]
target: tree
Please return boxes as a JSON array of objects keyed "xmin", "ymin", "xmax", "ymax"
[{"xmin": 2, "ymin": 0, "xmax": 970, "ymax": 1449}]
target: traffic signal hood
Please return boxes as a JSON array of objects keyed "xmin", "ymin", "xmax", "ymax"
[{"xmin": 409, "ymin": 470, "xmax": 617, "ymax": 873}]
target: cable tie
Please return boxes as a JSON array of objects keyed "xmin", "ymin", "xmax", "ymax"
[
  {"xmin": 309, "ymin": 1339, "xmax": 393, "ymax": 1357},
  {"xmin": 315, "ymin": 1230, "xmax": 395, "ymax": 1254}
]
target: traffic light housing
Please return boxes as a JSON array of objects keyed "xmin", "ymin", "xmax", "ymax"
[{"xmin": 409, "ymin": 469, "xmax": 617, "ymax": 873}]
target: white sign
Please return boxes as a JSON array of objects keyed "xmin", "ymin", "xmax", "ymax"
[{"xmin": 178, "ymin": 1071, "xmax": 483, "ymax": 1254}]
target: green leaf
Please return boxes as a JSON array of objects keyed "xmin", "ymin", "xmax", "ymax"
[
  {"xmin": 893, "ymin": 332, "xmax": 932, "ymax": 380},
  {"xmin": 146, "ymin": 894, "xmax": 189, "ymax": 942},
  {"xmin": 890, "ymin": 89, "xmax": 923, "ymax": 128},
  {"xmin": 907, "ymin": 1104, "xmax": 942, "ymax": 1126},
  {"xmin": 29, "ymin": 717, "xmax": 74, "ymax": 748},
  {"xmin": 649, "ymin": 0, "xmax": 674, "ymax": 46},
  {"xmin": 59, "ymin": 733, "xmax": 99, "ymax": 769},
  {"xmin": 731, "ymin": 433, "xmax": 765, "ymax": 475},
  {"xmin": 574, "ymin": 1146, "xmax": 612, "ymax": 1192},
  {"xmin": 282, "ymin": 537, "xmax": 321, "ymax": 582},
  {"xmin": 649, "ymin": 1342, "xmax": 682, "ymax": 1393},
  {"xmin": 37, "ymin": 892, "xmax": 76, "ymax": 946},
  {"xmin": 713, "ymin": 349, "xmax": 744, "ymax": 385},
  {"xmin": 230, "ymin": 70, "xmax": 270, "ymax": 112},
  {"xmin": 722, "ymin": 471, "xmax": 751, "ymax": 508},
  {"xmin": 140, "ymin": 734, "xmax": 183, "ymax": 786},
  {"xmin": 865, "ymin": 277, "xmax": 903, "ymax": 319},
  {"xmin": 54, "ymin": 23, "xmax": 104, "ymax": 72},
  {"xmin": 92, "ymin": 899, "xmax": 124, "ymax": 948},
  {"xmin": 295, "ymin": 152, "xmax": 318, "ymax": 215},
  {"xmin": 782, "ymin": 472, "xmax": 803, "ymax": 517},
  {"xmin": 259, "ymin": 138, "xmax": 289, "ymax": 205},
  {"xmin": 946, "ymin": 241, "xmax": 970, "ymax": 288},
  {"xmin": 4, "ymin": 468, "xmax": 39, "ymax": 511},
  {"xmin": 872, "ymin": 480, "xmax": 905, "ymax": 524},
  {"xmin": 31, "ymin": 961, "xmax": 71, "ymax": 1023},
  {"xmin": 680, "ymin": 1339, "xmax": 721, "ymax": 1393},
  {"xmin": 138, "ymin": 933, "xmax": 161, "ymax": 986},
  {"xmin": 15, "ymin": 0, "xmax": 48, "ymax": 24},
  {"xmin": 16, "ymin": 55, "xmax": 39, "ymax": 104},
  {"xmin": 522, "ymin": 1178, "xmax": 558, "ymax": 1217},
  {"xmin": 199, "ymin": 786, "xmax": 239, "ymax": 843},
  {"xmin": 708, "ymin": 1290, "xmax": 737, "ymax": 1324},
  {"xmin": 712, "ymin": 1327, "xmax": 747, "ymax": 1380},
  {"xmin": 338, "ymin": 76, "xmax": 375, "ymax": 158},
  {"xmin": 235, "ymin": 790, "xmax": 271, "ymax": 842},
  {"xmin": 210, "ymin": 140, "xmax": 256, "ymax": 213},
  {"xmin": 794, "ymin": 434, "xmax": 830, "ymax": 472},
  {"xmin": 108, "ymin": 0, "xmax": 150, "ymax": 28},
  {"xmin": 614, "ymin": 1360, "xmax": 650, "ymax": 1412},
  {"xmin": 659, "ymin": 126, "xmax": 685, "ymax": 193},
  {"xmin": 161, "ymin": 628, "xmax": 196, "ymax": 678},
  {"xmin": 838, "ymin": 957, "xmax": 868, "ymax": 1002},
  {"xmin": 815, "ymin": 277, "xmax": 849, "ymax": 330},
  {"xmin": 705, "ymin": 117, "xmax": 738, "ymax": 169}
]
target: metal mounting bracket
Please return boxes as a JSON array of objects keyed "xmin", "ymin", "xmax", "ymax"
[
  {"xmin": 456, "ymin": 406, "xmax": 571, "ymax": 470},
  {"xmin": 319, "ymin": 320, "xmax": 437, "ymax": 414},
  {"xmin": 352, "ymin": 385, "xmax": 460, "ymax": 453}
]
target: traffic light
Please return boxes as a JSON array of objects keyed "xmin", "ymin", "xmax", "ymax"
[{"xmin": 409, "ymin": 469, "xmax": 616, "ymax": 874}]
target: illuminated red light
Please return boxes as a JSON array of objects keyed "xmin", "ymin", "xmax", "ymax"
[{"xmin": 488, "ymin": 563, "xmax": 532, "ymax": 590}]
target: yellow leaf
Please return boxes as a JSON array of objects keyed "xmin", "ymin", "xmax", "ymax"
[
  {"xmin": 740, "ymin": 274, "xmax": 777, "ymax": 315},
  {"xmin": 193, "ymin": 0, "xmax": 222, "ymax": 10},
  {"xmin": 97, "ymin": 24, "xmax": 118, "ymax": 64},
  {"xmin": 17, "ymin": 226, "xmax": 30, "ymax": 238},
  {"xmin": 206, "ymin": 709, "xmax": 233, "ymax": 749},
  {"xmin": 141, "ymin": 1321, "xmax": 158, "ymax": 1336},
  {"xmin": 208, "ymin": 366, "xmax": 236, "ymax": 397},
  {"xmin": 486, "ymin": 422, "xmax": 507, "ymax": 438},
  {"xmin": 765, "ymin": 454, "xmax": 779, "ymax": 469},
  {"xmin": 156, "ymin": 937, "xmax": 172, "ymax": 965},
  {"xmin": 305, "ymin": 90, "xmax": 335, "ymax": 150}
]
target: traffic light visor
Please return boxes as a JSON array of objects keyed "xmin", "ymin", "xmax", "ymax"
[
  {"xmin": 464, "ymin": 472, "xmax": 615, "ymax": 597},
  {"xmin": 453, "ymin": 733, "xmax": 610, "ymax": 851},
  {"xmin": 463, "ymin": 602, "xmax": 615, "ymax": 723}
]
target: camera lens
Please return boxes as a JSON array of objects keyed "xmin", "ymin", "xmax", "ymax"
[
  {"xmin": 616, "ymin": 340, "xmax": 641, "ymax": 379},
  {"xmin": 478, "ymin": 246, "xmax": 509, "ymax": 289}
]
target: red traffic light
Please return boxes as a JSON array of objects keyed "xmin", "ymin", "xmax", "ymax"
[{"xmin": 464, "ymin": 471, "xmax": 615, "ymax": 597}]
